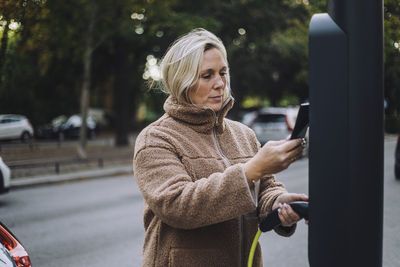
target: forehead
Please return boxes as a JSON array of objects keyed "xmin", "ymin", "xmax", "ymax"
[{"xmin": 200, "ymin": 48, "xmax": 227, "ymax": 70}]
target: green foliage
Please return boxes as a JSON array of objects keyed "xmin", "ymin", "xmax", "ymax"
[
  {"xmin": 384, "ymin": 0, "xmax": 400, "ymax": 116},
  {"xmin": 279, "ymin": 93, "xmax": 300, "ymax": 107},
  {"xmin": 0, "ymin": 0, "xmax": 399, "ymax": 130},
  {"xmin": 241, "ymin": 96, "xmax": 271, "ymax": 109}
]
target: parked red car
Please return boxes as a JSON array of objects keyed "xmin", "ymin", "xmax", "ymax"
[{"xmin": 0, "ymin": 222, "xmax": 32, "ymax": 266}]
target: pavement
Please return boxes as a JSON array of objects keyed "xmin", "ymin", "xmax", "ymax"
[{"xmin": 2, "ymin": 133, "xmax": 136, "ymax": 189}]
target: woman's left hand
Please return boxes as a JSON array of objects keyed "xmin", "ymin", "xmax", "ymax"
[{"xmin": 272, "ymin": 193, "xmax": 309, "ymax": 227}]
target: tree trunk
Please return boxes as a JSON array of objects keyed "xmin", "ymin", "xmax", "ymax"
[
  {"xmin": 0, "ymin": 16, "xmax": 10, "ymax": 78},
  {"xmin": 113, "ymin": 40, "xmax": 130, "ymax": 147},
  {"xmin": 78, "ymin": 1, "xmax": 95, "ymax": 159}
]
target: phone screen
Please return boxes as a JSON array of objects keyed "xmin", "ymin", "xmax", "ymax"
[{"xmin": 290, "ymin": 103, "xmax": 309, "ymax": 140}]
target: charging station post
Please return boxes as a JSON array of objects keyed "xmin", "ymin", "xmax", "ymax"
[{"xmin": 308, "ymin": 1, "xmax": 384, "ymax": 266}]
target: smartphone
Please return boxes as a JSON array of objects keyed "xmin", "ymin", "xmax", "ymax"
[{"xmin": 290, "ymin": 103, "xmax": 309, "ymax": 140}]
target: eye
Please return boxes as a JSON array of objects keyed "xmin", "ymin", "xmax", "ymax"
[
  {"xmin": 201, "ymin": 74, "xmax": 211, "ymax": 79},
  {"xmin": 220, "ymin": 72, "xmax": 227, "ymax": 77}
]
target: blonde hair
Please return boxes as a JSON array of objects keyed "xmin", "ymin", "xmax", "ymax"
[{"xmin": 159, "ymin": 28, "xmax": 231, "ymax": 104}]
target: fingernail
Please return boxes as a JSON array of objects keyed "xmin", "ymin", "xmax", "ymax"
[
  {"xmin": 278, "ymin": 208, "xmax": 281, "ymax": 214},
  {"xmin": 279, "ymin": 203, "xmax": 283, "ymax": 208},
  {"xmin": 301, "ymin": 138, "xmax": 307, "ymax": 147},
  {"xmin": 283, "ymin": 203, "xmax": 288, "ymax": 208}
]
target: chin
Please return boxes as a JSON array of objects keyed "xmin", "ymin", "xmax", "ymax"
[{"xmin": 210, "ymin": 104, "xmax": 223, "ymax": 112}]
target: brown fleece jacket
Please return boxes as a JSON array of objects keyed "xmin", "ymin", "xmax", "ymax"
[{"xmin": 133, "ymin": 96, "xmax": 295, "ymax": 267}]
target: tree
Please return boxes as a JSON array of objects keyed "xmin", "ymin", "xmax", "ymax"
[
  {"xmin": 154, "ymin": 0, "xmax": 311, "ymax": 116},
  {"xmin": 77, "ymin": 0, "xmax": 96, "ymax": 159},
  {"xmin": 384, "ymin": 0, "xmax": 400, "ymax": 117},
  {"xmin": 2, "ymin": 0, "xmax": 399, "ymax": 139}
]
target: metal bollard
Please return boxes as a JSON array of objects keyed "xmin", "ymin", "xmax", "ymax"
[
  {"xmin": 98, "ymin": 158, "xmax": 103, "ymax": 168},
  {"xmin": 55, "ymin": 162, "xmax": 60, "ymax": 174}
]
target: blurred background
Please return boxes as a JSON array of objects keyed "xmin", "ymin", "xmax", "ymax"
[
  {"xmin": 0, "ymin": 0, "xmax": 399, "ymax": 147},
  {"xmin": 1, "ymin": 1, "xmax": 400, "ymax": 266}
]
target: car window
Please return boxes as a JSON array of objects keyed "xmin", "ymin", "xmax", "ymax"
[
  {"xmin": 255, "ymin": 114, "xmax": 286, "ymax": 123},
  {"xmin": 0, "ymin": 119, "xmax": 17, "ymax": 124}
]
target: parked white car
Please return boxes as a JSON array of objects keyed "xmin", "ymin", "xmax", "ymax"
[
  {"xmin": 242, "ymin": 106, "xmax": 309, "ymax": 157},
  {"xmin": 0, "ymin": 114, "xmax": 34, "ymax": 142},
  {"xmin": 242, "ymin": 107, "xmax": 296, "ymax": 144},
  {"xmin": 57, "ymin": 114, "xmax": 97, "ymax": 140},
  {"xmin": 0, "ymin": 156, "xmax": 10, "ymax": 194}
]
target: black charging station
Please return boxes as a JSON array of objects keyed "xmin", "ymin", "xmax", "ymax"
[{"xmin": 308, "ymin": 1, "xmax": 384, "ymax": 266}]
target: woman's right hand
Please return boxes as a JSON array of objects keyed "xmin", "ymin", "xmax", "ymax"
[{"xmin": 244, "ymin": 139, "xmax": 303, "ymax": 183}]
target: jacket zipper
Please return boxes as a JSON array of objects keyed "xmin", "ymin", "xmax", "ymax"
[
  {"xmin": 212, "ymin": 128, "xmax": 231, "ymax": 168},
  {"xmin": 206, "ymin": 100, "xmax": 244, "ymax": 266},
  {"xmin": 211, "ymin": 118, "xmax": 243, "ymax": 267}
]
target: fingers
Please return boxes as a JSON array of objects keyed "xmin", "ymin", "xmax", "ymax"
[
  {"xmin": 256, "ymin": 138, "xmax": 304, "ymax": 176},
  {"xmin": 278, "ymin": 203, "xmax": 301, "ymax": 227},
  {"xmin": 277, "ymin": 193, "xmax": 308, "ymax": 204},
  {"xmin": 265, "ymin": 138, "xmax": 300, "ymax": 149},
  {"xmin": 285, "ymin": 193, "xmax": 308, "ymax": 202},
  {"xmin": 287, "ymin": 143, "xmax": 303, "ymax": 163},
  {"xmin": 264, "ymin": 139, "xmax": 286, "ymax": 147},
  {"xmin": 273, "ymin": 139, "xmax": 303, "ymax": 166},
  {"xmin": 297, "ymin": 193, "xmax": 309, "ymax": 201},
  {"xmin": 285, "ymin": 138, "xmax": 302, "ymax": 151},
  {"xmin": 281, "ymin": 139, "xmax": 303, "ymax": 163},
  {"xmin": 301, "ymin": 138, "xmax": 307, "ymax": 148}
]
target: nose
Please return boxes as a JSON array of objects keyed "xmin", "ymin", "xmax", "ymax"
[{"xmin": 213, "ymin": 75, "xmax": 225, "ymax": 90}]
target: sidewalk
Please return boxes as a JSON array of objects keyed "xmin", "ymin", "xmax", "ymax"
[
  {"xmin": 10, "ymin": 164, "xmax": 133, "ymax": 189},
  {"xmin": 3, "ymin": 133, "xmax": 136, "ymax": 189}
]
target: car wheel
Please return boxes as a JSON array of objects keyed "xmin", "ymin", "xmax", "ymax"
[{"xmin": 20, "ymin": 131, "xmax": 31, "ymax": 143}]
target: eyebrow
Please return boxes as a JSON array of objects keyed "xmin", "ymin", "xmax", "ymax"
[{"xmin": 200, "ymin": 66, "xmax": 228, "ymax": 74}]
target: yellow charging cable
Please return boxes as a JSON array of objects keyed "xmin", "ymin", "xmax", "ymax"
[
  {"xmin": 247, "ymin": 202, "xmax": 308, "ymax": 266},
  {"xmin": 247, "ymin": 229, "xmax": 262, "ymax": 267}
]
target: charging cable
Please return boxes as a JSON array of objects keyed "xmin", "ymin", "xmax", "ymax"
[{"xmin": 247, "ymin": 201, "xmax": 309, "ymax": 267}]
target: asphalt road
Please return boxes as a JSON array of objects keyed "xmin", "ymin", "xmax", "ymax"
[
  {"xmin": 0, "ymin": 139, "xmax": 398, "ymax": 267},
  {"xmin": 0, "ymin": 175, "xmax": 144, "ymax": 267}
]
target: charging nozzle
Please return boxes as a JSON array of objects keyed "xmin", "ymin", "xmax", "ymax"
[{"xmin": 259, "ymin": 201, "xmax": 309, "ymax": 232}]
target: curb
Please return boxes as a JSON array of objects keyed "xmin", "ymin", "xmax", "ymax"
[{"xmin": 10, "ymin": 165, "xmax": 133, "ymax": 188}]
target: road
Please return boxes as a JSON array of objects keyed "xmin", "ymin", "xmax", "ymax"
[
  {"xmin": 0, "ymin": 139, "xmax": 398, "ymax": 266},
  {"xmin": 0, "ymin": 175, "xmax": 144, "ymax": 266}
]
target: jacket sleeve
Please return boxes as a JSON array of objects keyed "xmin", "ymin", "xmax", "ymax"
[
  {"xmin": 133, "ymin": 144, "xmax": 257, "ymax": 230},
  {"xmin": 257, "ymin": 175, "xmax": 297, "ymax": 236},
  {"xmin": 251, "ymin": 134, "xmax": 296, "ymax": 237}
]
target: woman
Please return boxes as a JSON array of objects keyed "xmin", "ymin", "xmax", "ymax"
[{"xmin": 133, "ymin": 28, "xmax": 308, "ymax": 267}]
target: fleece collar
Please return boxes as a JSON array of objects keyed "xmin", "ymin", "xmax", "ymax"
[{"xmin": 163, "ymin": 96, "xmax": 234, "ymax": 134}]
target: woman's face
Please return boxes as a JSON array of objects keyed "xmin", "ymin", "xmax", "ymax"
[{"xmin": 189, "ymin": 48, "xmax": 227, "ymax": 112}]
